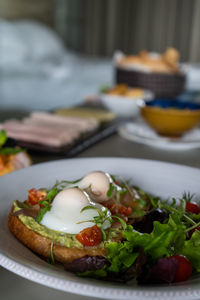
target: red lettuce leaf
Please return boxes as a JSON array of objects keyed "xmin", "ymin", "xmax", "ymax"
[{"xmin": 64, "ymin": 256, "xmax": 109, "ymax": 273}]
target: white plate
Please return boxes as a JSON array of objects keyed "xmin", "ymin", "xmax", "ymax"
[
  {"xmin": 1, "ymin": 157, "xmax": 200, "ymax": 300},
  {"xmin": 119, "ymin": 122, "xmax": 200, "ymax": 150}
]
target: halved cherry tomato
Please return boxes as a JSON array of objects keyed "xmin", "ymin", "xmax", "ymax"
[
  {"xmin": 189, "ymin": 225, "xmax": 200, "ymax": 238},
  {"xmin": 171, "ymin": 255, "xmax": 192, "ymax": 282},
  {"xmin": 27, "ymin": 188, "xmax": 47, "ymax": 206},
  {"xmin": 76, "ymin": 225, "xmax": 102, "ymax": 246},
  {"xmin": 104, "ymin": 203, "xmax": 132, "ymax": 216},
  {"xmin": 186, "ymin": 202, "xmax": 200, "ymax": 214}
]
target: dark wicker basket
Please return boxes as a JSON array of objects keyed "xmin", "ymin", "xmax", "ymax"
[{"xmin": 115, "ymin": 68, "xmax": 186, "ymax": 98}]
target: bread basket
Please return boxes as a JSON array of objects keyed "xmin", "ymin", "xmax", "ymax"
[{"xmin": 115, "ymin": 67, "xmax": 186, "ymax": 98}]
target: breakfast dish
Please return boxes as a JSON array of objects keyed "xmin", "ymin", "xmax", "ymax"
[
  {"xmin": 0, "ymin": 130, "xmax": 31, "ymax": 175},
  {"xmin": 8, "ymin": 169, "xmax": 200, "ymax": 285},
  {"xmin": 116, "ymin": 48, "xmax": 181, "ymax": 74},
  {"xmin": 1, "ymin": 158, "xmax": 200, "ymax": 299},
  {"xmin": 8, "ymin": 171, "xmax": 149, "ymax": 265}
]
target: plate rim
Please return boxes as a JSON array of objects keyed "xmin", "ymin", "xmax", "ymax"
[{"xmin": 1, "ymin": 252, "xmax": 200, "ymax": 300}]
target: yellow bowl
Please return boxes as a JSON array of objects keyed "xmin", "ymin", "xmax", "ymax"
[{"xmin": 141, "ymin": 101, "xmax": 200, "ymax": 137}]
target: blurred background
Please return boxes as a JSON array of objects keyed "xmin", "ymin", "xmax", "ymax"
[{"xmin": 0, "ymin": 0, "xmax": 200, "ymax": 111}]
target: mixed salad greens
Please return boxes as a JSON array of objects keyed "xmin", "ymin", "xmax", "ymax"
[{"xmin": 64, "ymin": 184, "xmax": 200, "ymax": 284}]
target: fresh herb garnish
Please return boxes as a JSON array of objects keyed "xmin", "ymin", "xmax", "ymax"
[
  {"xmin": 0, "ymin": 130, "xmax": 7, "ymax": 147},
  {"xmin": 112, "ymin": 215, "xmax": 127, "ymax": 230},
  {"xmin": 108, "ymin": 175, "xmax": 148, "ymax": 216},
  {"xmin": 36, "ymin": 179, "xmax": 83, "ymax": 223},
  {"xmin": 0, "ymin": 147, "xmax": 24, "ymax": 155},
  {"xmin": 36, "ymin": 191, "xmax": 59, "ymax": 223},
  {"xmin": 79, "ymin": 205, "xmax": 113, "ymax": 240},
  {"xmin": 106, "ymin": 183, "xmax": 115, "ymax": 198},
  {"xmin": 52, "ymin": 179, "xmax": 82, "ymax": 190},
  {"xmin": 47, "ymin": 241, "xmax": 55, "ymax": 265},
  {"xmin": 36, "ymin": 205, "xmax": 51, "ymax": 223},
  {"xmin": 79, "ymin": 205, "xmax": 128, "ymax": 241},
  {"xmin": 182, "ymin": 191, "xmax": 195, "ymax": 203},
  {"xmin": 0, "ymin": 129, "xmax": 24, "ymax": 154}
]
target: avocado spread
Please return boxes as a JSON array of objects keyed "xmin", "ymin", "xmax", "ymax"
[{"xmin": 13, "ymin": 201, "xmax": 120, "ymax": 248}]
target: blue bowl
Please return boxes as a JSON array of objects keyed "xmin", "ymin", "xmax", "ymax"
[{"xmin": 146, "ymin": 98, "xmax": 200, "ymax": 110}]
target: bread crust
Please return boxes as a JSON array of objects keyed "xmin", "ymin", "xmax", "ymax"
[{"xmin": 8, "ymin": 207, "xmax": 106, "ymax": 263}]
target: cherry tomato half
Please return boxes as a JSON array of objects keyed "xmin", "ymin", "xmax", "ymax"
[
  {"xmin": 171, "ymin": 255, "xmax": 192, "ymax": 282},
  {"xmin": 76, "ymin": 225, "xmax": 102, "ymax": 247},
  {"xmin": 104, "ymin": 203, "xmax": 132, "ymax": 216},
  {"xmin": 186, "ymin": 202, "xmax": 200, "ymax": 214},
  {"xmin": 27, "ymin": 188, "xmax": 47, "ymax": 206}
]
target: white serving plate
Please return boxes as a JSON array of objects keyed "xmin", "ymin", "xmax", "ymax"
[
  {"xmin": 119, "ymin": 121, "xmax": 200, "ymax": 150},
  {"xmin": 0, "ymin": 157, "xmax": 200, "ymax": 300}
]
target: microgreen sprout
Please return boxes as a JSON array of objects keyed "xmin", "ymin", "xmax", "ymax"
[
  {"xmin": 36, "ymin": 180, "xmax": 83, "ymax": 223},
  {"xmin": 78, "ymin": 205, "xmax": 127, "ymax": 241},
  {"xmin": 51, "ymin": 178, "xmax": 82, "ymax": 190},
  {"xmin": 155, "ymin": 193, "xmax": 200, "ymax": 233},
  {"xmin": 47, "ymin": 241, "xmax": 55, "ymax": 265},
  {"xmin": 112, "ymin": 215, "xmax": 127, "ymax": 230},
  {"xmin": 36, "ymin": 188, "xmax": 60, "ymax": 223},
  {"xmin": 110, "ymin": 175, "xmax": 148, "ymax": 208},
  {"xmin": 78, "ymin": 205, "xmax": 113, "ymax": 240},
  {"xmin": 36, "ymin": 204, "xmax": 51, "ymax": 223},
  {"xmin": 106, "ymin": 183, "xmax": 115, "ymax": 198},
  {"xmin": 182, "ymin": 191, "xmax": 195, "ymax": 203}
]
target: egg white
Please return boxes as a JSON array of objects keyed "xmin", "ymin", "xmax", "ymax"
[{"xmin": 41, "ymin": 187, "xmax": 110, "ymax": 234}]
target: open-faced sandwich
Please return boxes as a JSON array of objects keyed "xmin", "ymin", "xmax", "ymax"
[
  {"xmin": 8, "ymin": 171, "xmax": 200, "ymax": 284},
  {"xmin": 0, "ymin": 130, "xmax": 31, "ymax": 176}
]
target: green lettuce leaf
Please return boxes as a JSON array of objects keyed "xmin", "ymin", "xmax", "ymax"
[
  {"xmin": 0, "ymin": 130, "xmax": 7, "ymax": 147},
  {"xmin": 182, "ymin": 231, "xmax": 200, "ymax": 272},
  {"xmin": 0, "ymin": 147, "xmax": 24, "ymax": 155},
  {"xmin": 77, "ymin": 194, "xmax": 200, "ymax": 280},
  {"xmin": 106, "ymin": 240, "xmax": 138, "ymax": 273}
]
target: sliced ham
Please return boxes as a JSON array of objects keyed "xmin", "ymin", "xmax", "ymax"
[
  {"xmin": 1, "ymin": 128, "xmax": 69, "ymax": 147},
  {"xmin": 23, "ymin": 118, "xmax": 92, "ymax": 135},
  {"xmin": 2, "ymin": 120, "xmax": 80, "ymax": 140},
  {"xmin": 0, "ymin": 112, "xmax": 99, "ymax": 148},
  {"xmin": 30, "ymin": 112, "xmax": 99, "ymax": 131}
]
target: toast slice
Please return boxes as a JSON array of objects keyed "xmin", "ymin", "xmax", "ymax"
[{"xmin": 8, "ymin": 206, "xmax": 106, "ymax": 264}]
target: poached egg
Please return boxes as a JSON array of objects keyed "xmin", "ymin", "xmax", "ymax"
[
  {"xmin": 78, "ymin": 171, "xmax": 113, "ymax": 203},
  {"xmin": 41, "ymin": 187, "xmax": 110, "ymax": 234}
]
